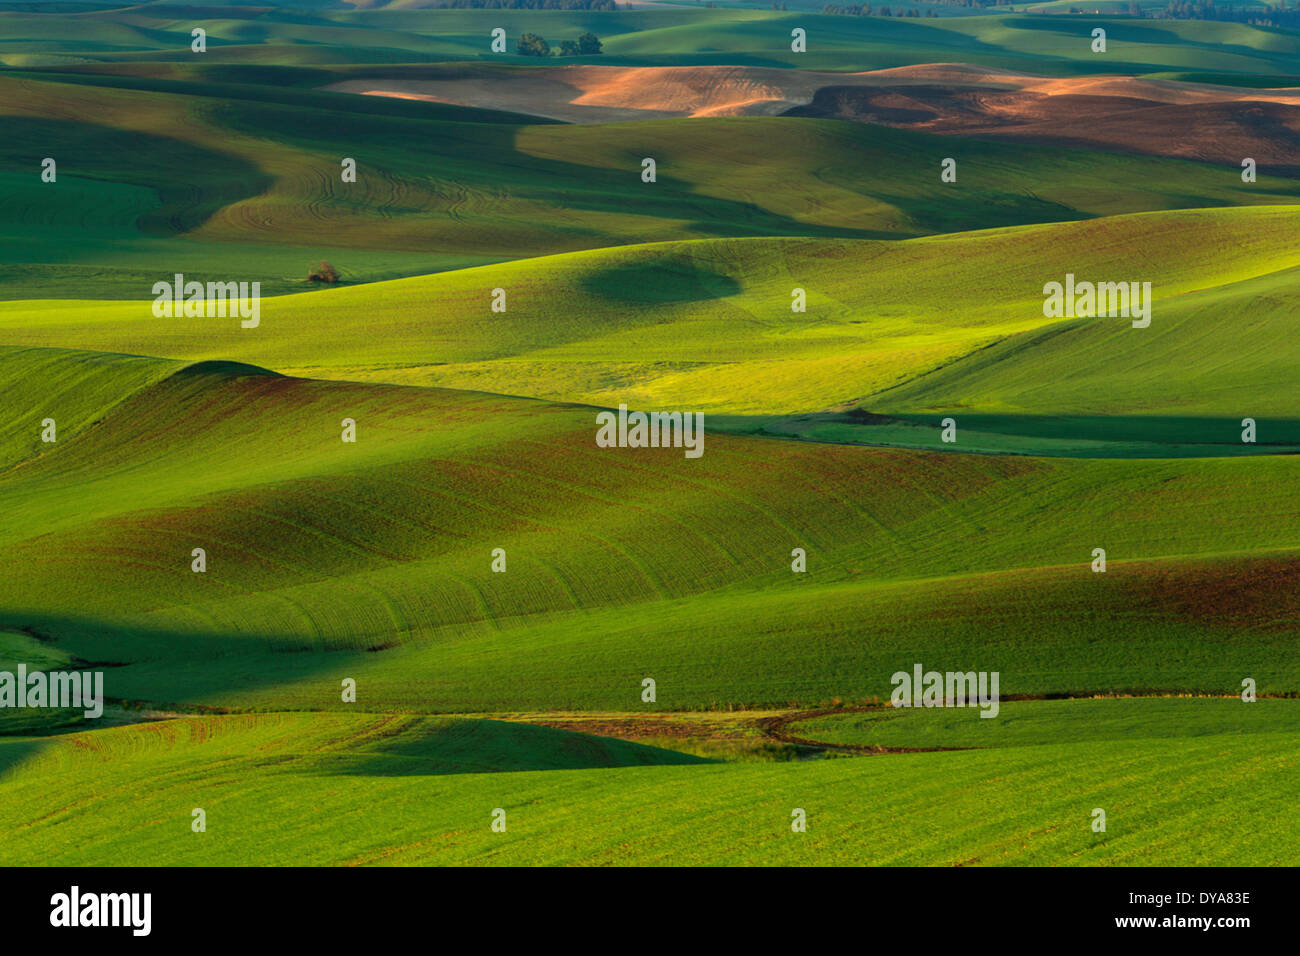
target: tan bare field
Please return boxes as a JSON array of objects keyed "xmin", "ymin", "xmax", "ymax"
[{"xmin": 325, "ymin": 64, "xmax": 837, "ymax": 122}]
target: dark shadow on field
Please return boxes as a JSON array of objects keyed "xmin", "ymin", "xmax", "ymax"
[
  {"xmin": 0, "ymin": 708, "xmax": 87, "ymax": 739},
  {"xmin": 133, "ymin": 88, "xmax": 906, "ymax": 242},
  {"xmin": 191, "ymin": 91, "xmax": 896, "ymax": 241},
  {"xmin": 709, "ymin": 411, "xmax": 1300, "ymax": 458},
  {"xmin": 502, "ymin": 128, "xmax": 896, "ymax": 243},
  {"xmin": 0, "ymin": 117, "xmax": 271, "ymax": 236},
  {"xmin": 502, "ymin": 122, "xmax": 1094, "ymax": 241},
  {"xmin": 10, "ymin": 66, "xmax": 560, "ymax": 126},
  {"xmin": 0, "ymin": 615, "xmax": 712, "ymax": 767},
  {"xmin": 325, "ymin": 717, "xmax": 712, "ymax": 777},
  {"xmin": 577, "ymin": 255, "xmax": 741, "ymax": 304},
  {"xmin": 0, "ymin": 610, "xmax": 715, "ymax": 779},
  {"xmin": 0, "ymin": 738, "xmax": 45, "ymax": 780},
  {"xmin": 0, "ymin": 613, "xmax": 354, "ymax": 715},
  {"xmin": 173, "ymin": 359, "xmax": 284, "ymax": 379}
]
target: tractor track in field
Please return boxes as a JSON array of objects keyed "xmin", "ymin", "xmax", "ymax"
[
  {"xmin": 756, "ymin": 707, "xmax": 973, "ymax": 755},
  {"xmin": 755, "ymin": 691, "xmax": 1286, "ymax": 754}
]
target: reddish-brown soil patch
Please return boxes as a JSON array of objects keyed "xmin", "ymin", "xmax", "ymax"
[
  {"xmin": 788, "ymin": 86, "xmax": 1300, "ymax": 171},
  {"xmin": 1126, "ymin": 554, "xmax": 1300, "ymax": 633}
]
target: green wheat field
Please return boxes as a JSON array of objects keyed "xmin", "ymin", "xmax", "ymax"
[{"xmin": 0, "ymin": 0, "xmax": 1297, "ymax": 866}]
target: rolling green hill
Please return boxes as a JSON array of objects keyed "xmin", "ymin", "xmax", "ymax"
[
  {"xmin": 1, "ymin": 1, "xmax": 1296, "ymax": 869},
  {"xmin": 0, "ymin": 344, "xmax": 1297, "ymax": 721},
  {"xmin": 5, "ymin": 207, "xmax": 1300, "ymax": 441}
]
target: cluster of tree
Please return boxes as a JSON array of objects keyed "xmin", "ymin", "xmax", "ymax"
[
  {"xmin": 516, "ymin": 32, "xmax": 603, "ymax": 55},
  {"xmin": 423, "ymin": 0, "xmax": 616, "ymax": 8},
  {"xmin": 821, "ymin": 4, "xmax": 938, "ymax": 14}
]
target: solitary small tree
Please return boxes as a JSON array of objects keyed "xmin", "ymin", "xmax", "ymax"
[
  {"xmin": 308, "ymin": 260, "xmax": 339, "ymax": 283},
  {"xmin": 576, "ymin": 32, "xmax": 602, "ymax": 54},
  {"xmin": 516, "ymin": 33, "xmax": 550, "ymax": 56}
]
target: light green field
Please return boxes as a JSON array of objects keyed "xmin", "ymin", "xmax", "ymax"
[
  {"xmin": 5, "ymin": 206, "xmax": 1300, "ymax": 446},
  {"xmin": 792, "ymin": 697, "xmax": 1300, "ymax": 748}
]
